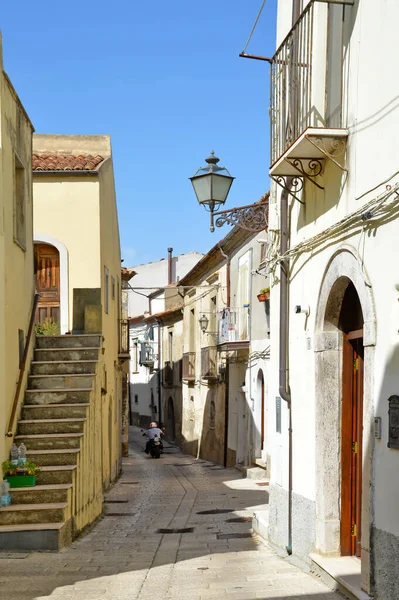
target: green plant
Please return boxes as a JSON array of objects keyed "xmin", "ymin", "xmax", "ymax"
[
  {"xmin": 2, "ymin": 459, "xmax": 41, "ymax": 477},
  {"xmin": 259, "ymin": 287, "xmax": 270, "ymax": 294},
  {"xmin": 35, "ymin": 317, "xmax": 60, "ymax": 336}
]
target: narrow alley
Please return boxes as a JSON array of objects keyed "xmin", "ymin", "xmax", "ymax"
[{"xmin": 0, "ymin": 428, "xmax": 343, "ymax": 600}]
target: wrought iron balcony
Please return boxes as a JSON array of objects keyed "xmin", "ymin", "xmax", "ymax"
[
  {"xmin": 217, "ymin": 308, "xmax": 250, "ymax": 351},
  {"xmin": 182, "ymin": 352, "xmax": 195, "ymax": 381},
  {"xmin": 139, "ymin": 341, "xmax": 156, "ymax": 366},
  {"xmin": 118, "ymin": 319, "xmax": 130, "ymax": 357},
  {"xmin": 164, "ymin": 361, "xmax": 174, "ymax": 386},
  {"xmin": 201, "ymin": 346, "xmax": 218, "ymax": 380},
  {"xmin": 269, "ymin": 0, "xmax": 349, "ymax": 197}
]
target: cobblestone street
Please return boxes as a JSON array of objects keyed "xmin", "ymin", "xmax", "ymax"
[{"xmin": 1, "ymin": 428, "xmax": 344, "ymax": 600}]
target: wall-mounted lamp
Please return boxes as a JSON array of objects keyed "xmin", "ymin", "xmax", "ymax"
[{"xmin": 199, "ymin": 314, "xmax": 209, "ymax": 333}]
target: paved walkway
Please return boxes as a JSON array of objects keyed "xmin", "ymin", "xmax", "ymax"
[{"xmin": 1, "ymin": 427, "xmax": 343, "ymax": 600}]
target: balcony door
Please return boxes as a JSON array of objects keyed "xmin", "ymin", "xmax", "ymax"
[{"xmin": 238, "ymin": 252, "xmax": 250, "ymax": 340}]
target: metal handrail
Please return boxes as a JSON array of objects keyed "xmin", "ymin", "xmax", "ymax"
[{"xmin": 6, "ymin": 293, "xmax": 40, "ymax": 437}]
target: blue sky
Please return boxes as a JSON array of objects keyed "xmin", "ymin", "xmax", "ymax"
[{"xmin": 1, "ymin": 1, "xmax": 277, "ymax": 266}]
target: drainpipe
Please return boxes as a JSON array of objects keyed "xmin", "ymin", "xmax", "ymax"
[
  {"xmin": 279, "ymin": 186, "xmax": 293, "ymax": 556},
  {"xmin": 168, "ymin": 247, "xmax": 173, "ymax": 285},
  {"xmin": 156, "ymin": 318, "xmax": 163, "ymax": 426},
  {"xmin": 219, "ymin": 244, "xmax": 230, "ymax": 467}
]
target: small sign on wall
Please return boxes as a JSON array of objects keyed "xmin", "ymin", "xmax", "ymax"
[
  {"xmin": 276, "ymin": 396, "xmax": 281, "ymax": 434},
  {"xmin": 388, "ymin": 395, "xmax": 399, "ymax": 449}
]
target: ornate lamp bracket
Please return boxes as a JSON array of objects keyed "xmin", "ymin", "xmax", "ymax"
[
  {"xmin": 285, "ymin": 158, "xmax": 325, "ymax": 190},
  {"xmin": 271, "ymin": 176, "xmax": 305, "ymax": 205},
  {"xmin": 305, "ymin": 135, "xmax": 348, "ymax": 173},
  {"xmin": 210, "ymin": 200, "xmax": 268, "ymax": 233}
]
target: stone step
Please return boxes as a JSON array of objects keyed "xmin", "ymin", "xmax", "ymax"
[
  {"xmin": 15, "ymin": 433, "xmax": 84, "ymax": 450},
  {"xmin": 22, "ymin": 403, "xmax": 90, "ymax": 420},
  {"xmin": 27, "ymin": 449, "xmax": 80, "ymax": 466},
  {"xmin": 10, "ymin": 484, "xmax": 72, "ymax": 505},
  {"xmin": 25, "ymin": 388, "xmax": 92, "ymax": 405},
  {"xmin": 0, "ymin": 521, "xmax": 73, "ymax": 551},
  {"xmin": 28, "ymin": 374, "xmax": 94, "ymax": 390},
  {"xmin": 34, "ymin": 348, "xmax": 100, "ymax": 362},
  {"xmin": 31, "ymin": 360, "xmax": 97, "ymax": 375},
  {"xmin": 18, "ymin": 418, "xmax": 86, "ymax": 435},
  {"xmin": 36, "ymin": 334, "xmax": 101, "ymax": 349},
  {"xmin": 36, "ymin": 465, "xmax": 76, "ymax": 485},
  {"xmin": 0, "ymin": 503, "xmax": 69, "ymax": 526},
  {"xmin": 243, "ymin": 466, "xmax": 269, "ymax": 481}
]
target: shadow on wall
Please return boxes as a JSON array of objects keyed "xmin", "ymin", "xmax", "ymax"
[
  {"xmin": 129, "ymin": 378, "xmax": 159, "ymax": 429},
  {"xmin": 372, "ymin": 343, "xmax": 399, "ymax": 598}
]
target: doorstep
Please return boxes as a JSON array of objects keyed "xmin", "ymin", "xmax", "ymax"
[{"xmin": 309, "ymin": 553, "xmax": 373, "ymax": 600}]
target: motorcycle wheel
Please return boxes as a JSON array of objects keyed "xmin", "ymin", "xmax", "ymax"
[{"xmin": 153, "ymin": 447, "xmax": 161, "ymax": 459}]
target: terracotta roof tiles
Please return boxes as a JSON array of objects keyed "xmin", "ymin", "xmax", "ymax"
[{"xmin": 32, "ymin": 153, "xmax": 105, "ymax": 172}]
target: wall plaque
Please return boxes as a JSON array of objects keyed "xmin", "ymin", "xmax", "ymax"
[{"xmin": 388, "ymin": 395, "xmax": 399, "ymax": 449}]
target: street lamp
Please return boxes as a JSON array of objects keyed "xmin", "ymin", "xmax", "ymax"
[
  {"xmin": 199, "ymin": 314, "xmax": 209, "ymax": 333},
  {"xmin": 190, "ymin": 152, "xmax": 269, "ymax": 233}
]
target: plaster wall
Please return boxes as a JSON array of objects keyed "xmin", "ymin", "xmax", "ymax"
[{"xmin": 0, "ymin": 48, "xmax": 35, "ymax": 463}]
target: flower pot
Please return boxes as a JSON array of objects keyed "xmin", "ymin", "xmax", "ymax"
[
  {"xmin": 257, "ymin": 292, "xmax": 270, "ymax": 302},
  {"xmin": 5, "ymin": 475, "xmax": 36, "ymax": 488}
]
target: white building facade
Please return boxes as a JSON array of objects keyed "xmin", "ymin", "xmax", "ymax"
[
  {"xmin": 266, "ymin": 1, "xmax": 399, "ymax": 597},
  {"xmin": 128, "ymin": 250, "xmax": 202, "ymax": 428}
]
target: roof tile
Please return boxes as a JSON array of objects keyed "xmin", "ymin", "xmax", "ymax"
[{"xmin": 33, "ymin": 153, "xmax": 105, "ymax": 172}]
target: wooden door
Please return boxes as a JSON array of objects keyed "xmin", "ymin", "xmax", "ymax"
[
  {"xmin": 341, "ymin": 332, "xmax": 364, "ymax": 557},
  {"xmin": 34, "ymin": 243, "xmax": 60, "ymax": 324}
]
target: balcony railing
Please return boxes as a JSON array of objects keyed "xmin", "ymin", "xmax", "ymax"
[
  {"xmin": 182, "ymin": 352, "xmax": 195, "ymax": 381},
  {"xmin": 164, "ymin": 361, "xmax": 174, "ymax": 386},
  {"xmin": 270, "ymin": 0, "xmax": 344, "ymax": 165},
  {"xmin": 119, "ymin": 319, "xmax": 129, "ymax": 355},
  {"xmin": 140, "ymin": 341, "xmax": 156, "ymax": 366},
  {"xmin": 201, "ymin": 346, "xmax": 217, "ymax": 380},
  {"xmin": 217, "ymin": 308, "xmax": 250, "ymax": 349}
]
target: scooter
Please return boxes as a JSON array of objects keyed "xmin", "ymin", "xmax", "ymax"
[{"xmin": 149, "ymin": 435, "xmax": 162, "ymax": 459}]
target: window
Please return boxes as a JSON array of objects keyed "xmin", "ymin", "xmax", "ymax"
[
  {"xmin": 210, "ymin": 296, "xmax": 217, "ymax": 336},
  {"xmin": 132, "ymin": 339, "xmax": 139, "ymax": 373},
  {"xmin": 111, "ymin": 276, "xmax": 115, "ymax": 300},
  {"xmin": 260, "ymin": 243, "xmax": 267, "ymax": 264},
  {"xmin": 168, "ymin": 330, "xmax": 173, "ymax": 362},
  {"xmin": 134, "ymin": 394, "xmax": 138, "ymax": 404},
  {"xmin": 14, "ymin": 154, "xmax": 26, "ymax": 249},
  {"xmin": 104, "ymin": 267, "xmax": 109, "ymax": 314},
  {"xmin": 189, "ymin": 308, "xmax": 196, "ymax": 352}
]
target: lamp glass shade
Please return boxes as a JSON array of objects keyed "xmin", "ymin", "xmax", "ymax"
[
  {"xmin": 190, "ymin": 172, "xmax": 234, "ymax": 209},
  {"xmin": 211, "ymin": 173, "xmax": 234, "ymax": 203},
  {"xmin": 190, "ymin": 174, "xmax": 212, "ymax": 207},
  {"xmin": 199, "ymin": 314, "xmax": 209, "ymax": 333}
]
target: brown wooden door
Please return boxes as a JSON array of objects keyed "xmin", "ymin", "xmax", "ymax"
[
  {"xmin": 341, "ymin": 333, "xmax": 364, "ymax": 557},
  {"xmin": 34, "ymin": 243, "xmax": 60, "ymax": 324}
]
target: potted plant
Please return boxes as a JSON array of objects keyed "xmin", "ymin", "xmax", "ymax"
[
  {"xmin": 2, "ymin": 459, "xmax": 41, "ymax": 488},
  {"xmin": 257, "ymin": 287, "xmax": 270, "ymax": 302}
]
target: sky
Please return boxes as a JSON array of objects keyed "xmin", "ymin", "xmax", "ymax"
[{"xmin": 1, "ymin": 0, "xmax": 277, "ymax": 267}]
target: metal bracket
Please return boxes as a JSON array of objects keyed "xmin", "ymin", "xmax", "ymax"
[
  {"xmin": 305, "ymin": 135, "xmax": 348, "ymax": 172},
  {"xmin": 285, "ymin": 158, "xmax": 325, "ymax": 190},
  {"xmin": 210, "ymin": 201, "xmax": 268, "ymax": 233},
  {"xmin": 270, "ymin": 176, "xmax": 305, "ymax": 204}
]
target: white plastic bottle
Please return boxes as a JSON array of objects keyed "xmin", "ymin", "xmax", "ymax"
[
  {"xmin": 10, "ymin": 443, "xmax": 18, "ymax": 466},
  {"xmin": 0, "ymin": 481, "xmax": 10, "ymax": 507},
  {"xmin": 18, "ymin": 443, "xmax": 27, "ymax": 466}
]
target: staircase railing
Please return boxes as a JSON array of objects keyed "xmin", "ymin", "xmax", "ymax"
[{"xmin": 6, "ymin": 293, "xmax": 40, "ymax": 437}]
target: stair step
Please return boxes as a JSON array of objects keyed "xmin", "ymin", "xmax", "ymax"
[
  {"xmin": 15, "ymin": 433, "xmax": 84, "ymax": 450},
  {"xmin": 10, "ymin": 484, "xmax": 72, "ymax": 504},
  {"xmin": 28, "ymin": 374, "xmax": 94, "ymax": 390},
  {"xmin": 34, "ymin": 348, "xmax": 100, "ymax": 362},
  {"xmin": 31, "ymin": 360, "xmax": 97, "ymax": 375},
  {"xmin": 36, "ymin": 335, "xmax": 101, "ymax": 349},
  {"xmin": 22, "ymin": 403, "xmax": 90, "ymax": 419},
  {"xmin": 18, "ymin": 418, "xmax": 86, "ymax": 435},
  {"xmin": 27, "ymin": 449, "xmax": 80, "ymax": 466},
  {"xmin": 0, "ymin": 521, "xmax": 73, "ymax": 551},
  {"xmin": 0, "ymin": 503, "xmax": 69, "ymax": 526},
  {"xmin": 25, "ymin": 388, "xmax": 92, "ymax": 405},
  {"xmin": 36, "ymin": 465, "xmax": 76, "ymax": 485}
]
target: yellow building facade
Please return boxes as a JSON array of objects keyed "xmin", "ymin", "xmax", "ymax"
[{"xmin": 0, "ymin": 38, "xmax": 35, "ymax": 464}]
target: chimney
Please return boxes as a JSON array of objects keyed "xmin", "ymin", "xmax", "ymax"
[{"xmin": 167, "ymin": 247, "xmax": 173, "ymax": 285}]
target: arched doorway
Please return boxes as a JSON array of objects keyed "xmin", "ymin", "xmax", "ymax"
[
  {"xmin": 167, "ymin": 397, "xmax": 175, "ymax": 442},
  {"xmin": 314, "ymin": 248, "xmax": 375, "ymax": 587},
  {"xmin": 34, "ymin": 243, "xmax": 60, "ymax": 325}
]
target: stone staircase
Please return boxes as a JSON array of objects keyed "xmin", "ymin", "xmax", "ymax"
[{"xmin": 0, "ymin": 334, "xmax": 101, "ymax": 551}]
